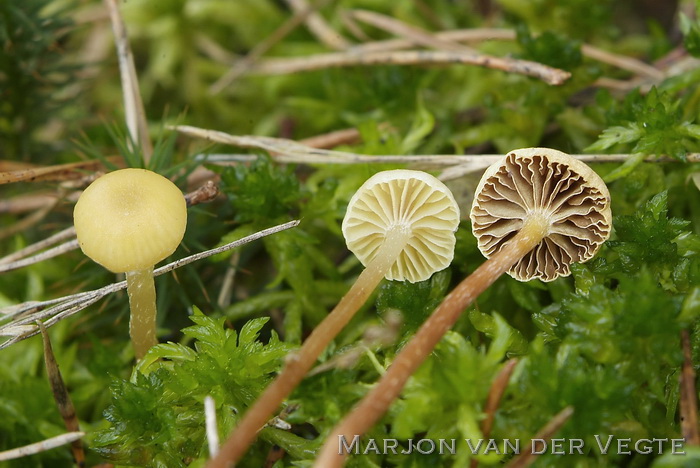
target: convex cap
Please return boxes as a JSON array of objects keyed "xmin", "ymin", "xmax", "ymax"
[
  {"xmin": 342, "ymin": 170, "xmax": 460, "ymax": 283},
  {"xmin": 74, "ymin": 168, "xmax": 187, "ymax": 273},
  {"xmin": 470, "ymin": 148, "xmax": 612, "ymax": 281}
]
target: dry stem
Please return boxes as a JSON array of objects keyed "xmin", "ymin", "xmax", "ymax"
[
  {"xmin": 39, "ymin": 322, "xmax": 84, "ymax": 466},
  {"xmin": 0, "ymin": 432, "xmax": 85, "ymax": 462},
  {"xmin": 285, "ymin": 0, "xmax": 349, "ymax": 50},
  {"xmin": 104, "ymin": 0, "xmax": 153, "ymax": 161},
  {"xmin": 251, "ymin": 48, "xmax": 570, "ymax": 85},
  {"xmin": 173, "ymin": 125, "xmax": 700, "ymax": 180},
  {"xmin": 209, "ymin": 0, "xmax": 334, "ymax": 93},
  {"xmin": 504, "ymin": 407, "xmax": 574, "ymax": 468},
  {"xmin": 0, "ymin": 220, "xmax": 300, "ymax": 348}
]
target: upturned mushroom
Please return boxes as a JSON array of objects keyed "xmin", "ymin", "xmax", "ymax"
[
  {"xmin": 73, "ymin": 168, "xmax": 187, "ymax": 360},
  {"xmin": 314, "ymin": 147, "xmax": 612, "ymax": 467},
  {"xmin": 207, "ymin": 169, "xmax": 460, "ymax": 467}
]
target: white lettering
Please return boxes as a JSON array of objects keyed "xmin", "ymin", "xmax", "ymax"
[
  {"xmin": 595, "ymin": 434, "xmax": 614, "ymax": 454},
  {"xmin": 635, "ymin": 439, "xmax": 652, "ymax": 454},
  {"xmin": 550, "ymin": 438, "xmax": 565, "ymax": 455},
  {"xmin": 570, "ymin": 439, "xmax": 584, "ymax": 454},
  {"xmin": 503, "ymin": 439, "xmax": 520, "ymax": 454},
  {"xmin": 438, "ymin": 439, "xmax": 456, "ymax": 455},
  {"xmin": 672, "ymin": 439, "xmax": 686, "ymax": 455},
  {"xmin": 466, "ymin": 439, "xmax": 483, "ymax": 455},
  {"xmin": 415, "ymin": 439, "xmax": 435, "ymax": 455},
  {"xmin": 532, "ymin": 439, "xmax": 547, "ymax": 454},
  {"xmin": 339, "ymin": 435, "xmax": 360, "ymax": 454},
  {"xmin": 617, "ymin": 438, "xmax": 631, "ymax": 455},
  {"xmin": 484, "ymin": 439, "xmax": 500, "ymax": 454},
  {"xmin": 401, "ymin": 439, "xmax": 414, "ymax": 455},
  {"xmin": 384, "ymin": 439, "xmax": 399, "ymax": 454}
]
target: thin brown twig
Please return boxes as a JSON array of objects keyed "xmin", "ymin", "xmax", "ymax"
[
  {"xmin": 104, "ymin": 0, "xmax": 153, "ymax": 162},
  {"xmin": 482, "ymin": 358, "xmax": 519, "ymax": 438},
  {"xmin": 298, "ymin": 127, "xmax": 364, "ymax": 148},
  {"xmin": 250, "ymin": 48, "xmax": 571, "ymax": 85},
  {"xmin": 209, "ymin": 0, "xmax": 334, "ymax": 94},
  {"xmin": 504, "ymin": 407, "xmax": 575, "ymax": 468},
  {"xmin": 345, "ymin": 28, "xmax": 663, "ymax": 80},
  {"xmin": 350, "ymin": 9, "xmax": 476, "ymax": 53},
  {"xmin": 184, "ymin": 180, "xmax": 220, "ymax": 207},
  {"xmin": 285, "ymin": 0, "xmax": 349, "ymax": 50},
  {"xmin": 0, "ymin": 158, "xmax": 117, "ymax": 185},
  {"xmin": 680, "ymin": 329, "xmax": 700, "ymax": 445},
  {"xmin": 39, "ymin": 322, "xmax": 85, "ymax": 467},
  {"xmin": 471, "ymin": 358, "xmax": 519, "ymax": 468}
]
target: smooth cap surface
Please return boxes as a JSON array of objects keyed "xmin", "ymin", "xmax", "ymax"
[
  {"xmin": 342, "ymin": 170, "xmax": 460, "ymax": 283},
  {"xmin": 470, "ymin": 148, "xmax": 612, "ymax": 282},
  {"xmin": 74, "ymin": 168, "xmax": 187, "ymax": 273}
]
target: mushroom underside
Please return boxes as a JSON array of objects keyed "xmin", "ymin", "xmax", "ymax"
[{"xmin": 471, "ymin": 151, "xmax": 611, "ymax": 281}]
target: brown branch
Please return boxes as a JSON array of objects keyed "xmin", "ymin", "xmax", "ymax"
[
  {"xmin": 680, "ymin": 329, "xmax": 700, "ymax": 445},
  {"xmin": 482, "ymin": 358, "xmax": 519, "ymax": 438},
  {"xmin": 350, "ymin": 9, "xmax": 476, "ymax": 53},
  {"xmin": 470, "ymin": 358, "xmax": 519, "ymax": 468},
  {"xmin": 346, "ymin": 28, "xmax": 662, "ymax": 80},
  {"xmin": 0, "ymin": 158, "xmax": 116, "ymax": 185},
  {"xmin": 504, "ymin": 407, "xmax": 575, "ymax": 468},
  {"xmin": 285, "ymin": 0, "xmax": 350, "ymax": 50},
  {"xmin": 209, "ymin": 0, "xmax": 334, "ymax": 94},
  {"xmin": 39, "ymin": 322, "xmax": 85, "ymax": 467},
  {"xmin": 251, "ymin": 48, "xmax": 571, "ymax": 85},
  {"xmin": 104, "ymin": 0, "xmax": 153, "ymax": 162}
]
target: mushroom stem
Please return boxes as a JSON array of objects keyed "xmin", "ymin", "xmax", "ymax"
[
  {"xmin": 206, "ymin": 228, "xmax": 414, "ymax": 468},
  {"xmin": 314, "ymin": 215, "xmax": 550, "ymax": 468},
  {"xmin": 125, "ymin": 267, "xmax": 158, "ymax": 360}
]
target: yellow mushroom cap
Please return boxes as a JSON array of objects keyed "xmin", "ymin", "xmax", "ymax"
[
  {"xmin": 73, "ymin": 168, "xmax": 187, "ymax": 273},
  {"xmin": 470, "ymin": 148, "xmax": 612, "ymax": 282},
  {"xmin": 342, "ymin": 170, "xmax": 460, "ymax": 283}
]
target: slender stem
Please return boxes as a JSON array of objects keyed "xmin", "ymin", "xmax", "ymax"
[
  {"xmin": 125, "ymin": 267, "xmax": 158, "ymax": 360},
  {"xmin": 314, "ymin": 216, "xmax": 550, "ymax": 468},
  {"xmin": 206, "ymin": 228, "xmax": 413, "ymax": 468}
]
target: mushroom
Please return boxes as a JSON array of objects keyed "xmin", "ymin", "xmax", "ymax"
[
  {"xmin": 314, "ymin": 148, "xmax": 612, "ymax": 467},
  {"xmin": 73, "ymin": 168, "xmax": 187, "ymax": 360},
  {"xmin": 207, "ymin": 169, "xmax": 460, "ymax": 468}
]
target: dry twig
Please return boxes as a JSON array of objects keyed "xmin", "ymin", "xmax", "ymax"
[
  {"xmin": 0, "ymin": 220, "xmax": 300, "ymax": 348},
  {"xmin": 285, "ymin": 0, "xmax": 349, "ymax": 50},
  {"xmin": 346, "ymin": 28, "xmax": 663, "ymax": 80},
  {"xmin": 105, "ymin": 0, "xmax": 153, "ymax": 161},
  {"xmin": 210, "ymin": 0, "xmax": 334, "ymax": 94},
  {"xmin": 250, "ymin": 48, "xmax": 570, "ymax": 85},
  {"xmin": 471, "ymin": 358, "xmax": 519, "ymax": 468},
  {"xmin": 0, "ymin": 432, "xmax": 85, "ymax": 462},
  {"xmin": 39, "ymin": 322, "xmax": 85, "ymax": 467},
  {"xmin": 174, "ymin": 125, "xmax": 700, "ymax": 179},
  {"xmin": 680, "ymin": 329, "xmax": 700, "ymax": 445},
  {"xmin": 504, "ymin": 407, "xmax": 574, "ymax": 468},
  {"xmin": 349, "ymin": 9, "xmax": 476, "ymax": 53}
]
